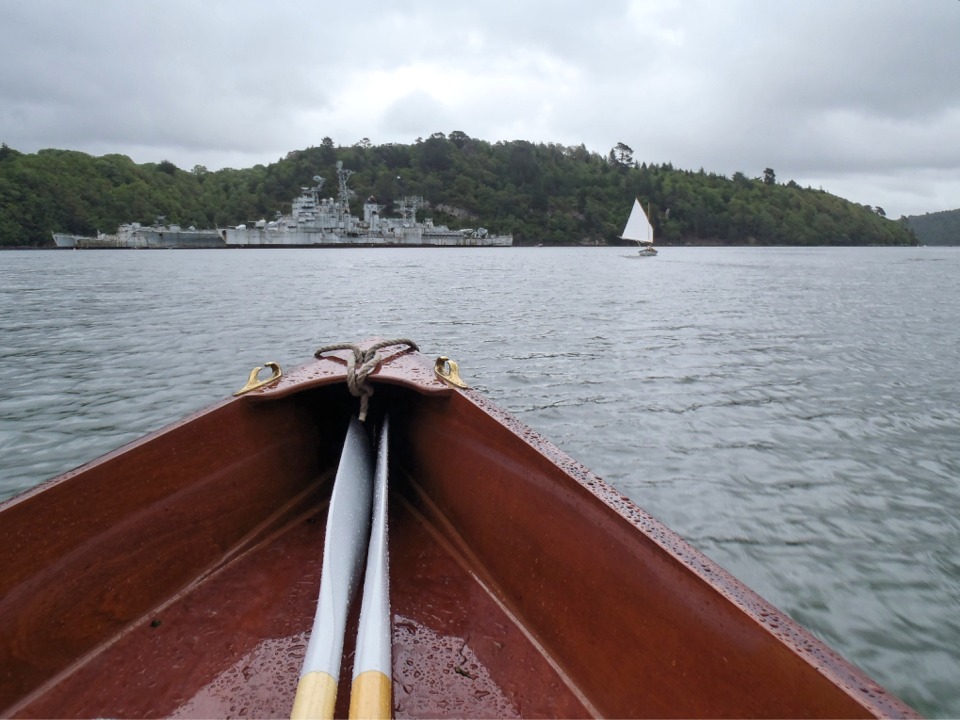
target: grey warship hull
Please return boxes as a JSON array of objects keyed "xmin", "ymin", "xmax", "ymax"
[{"xmin": 221, "ymin": 227, "xmax": 512, "ymax": 247}]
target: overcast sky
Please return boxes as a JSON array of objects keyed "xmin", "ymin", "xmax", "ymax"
[{"xmin": 1, "ymin": 0, "xmax": 957, "ymax": 218}]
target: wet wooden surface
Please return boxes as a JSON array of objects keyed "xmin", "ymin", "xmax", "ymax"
[
  {"xmin": 0, "ymin": 350, "xmax": 918, "ymax": 718},
  {"xmin": 10, "ymin": 475, "xmax": 589, "ymax": 718}
]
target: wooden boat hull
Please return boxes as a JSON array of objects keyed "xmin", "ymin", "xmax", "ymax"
[{"xmin": 0, "ymin": 343, "xmax": 917, "ymax": 718}]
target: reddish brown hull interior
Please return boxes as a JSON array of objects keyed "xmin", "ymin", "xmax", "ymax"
[{"xmin": 0, "ymin": 373, "xmax": 917, "ymax": 719}]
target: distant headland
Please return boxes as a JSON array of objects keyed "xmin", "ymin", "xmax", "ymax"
[{"xmin": 0, "ymin": 134, "xmax": 918, "ymax": 247}]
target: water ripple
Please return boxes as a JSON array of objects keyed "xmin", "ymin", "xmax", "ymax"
[{"xmin": 1, "ymin": 246, "xmax": 959, "ymax": 716}]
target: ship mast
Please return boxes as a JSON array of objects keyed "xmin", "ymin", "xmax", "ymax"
[
  {"xmin": 393, "ymin": 175, "xmax": 423, "ymax": 226},
  {"xmin": 336, "ymin": 161, "xmax": 354, "ymax": 217},
  {"xmin": 397, "ymin": 196, "xmax": 422, "ymax": 226}
]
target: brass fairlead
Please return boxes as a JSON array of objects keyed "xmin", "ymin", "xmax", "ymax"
[
  {"xmin": 234, "ymin": 362, "xmax": 283, "ymax": 396},
  {"xmin": 434, "ymin": 356, "xmax": 470, "ymax": 389}
]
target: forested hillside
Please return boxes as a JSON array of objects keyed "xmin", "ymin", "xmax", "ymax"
[
  {"xmin": 904, "ymin": 209, "xmax": 960, "ymax": 245},
  {"xmin": 0, "ymin": 134, "xmax": 915, "ymax": 247}
]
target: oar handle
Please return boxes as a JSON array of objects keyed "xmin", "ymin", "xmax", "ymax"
[
  {"xmin": 291, "ymin": 671, "xmax": 338, "ymax": 720},
  {"xmin": 349, "ymin": 670, "xmax": 392, "ymax": 720}
]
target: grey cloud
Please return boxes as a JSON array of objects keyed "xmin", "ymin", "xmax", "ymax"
[{"xmin": 1, "ymin": 0, "xmax": 957, "ymax": 216}]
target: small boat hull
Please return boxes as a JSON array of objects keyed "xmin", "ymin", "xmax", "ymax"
[{"xmin": 0, "ymin": 344, "xmax": 917, "ymax": 718}]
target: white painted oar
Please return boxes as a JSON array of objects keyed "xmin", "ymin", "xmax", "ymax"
[
  {"xmin": 291, "ymin": 417, "xmax": 374, "ymax": 720},
  {"xmin": 349, "ymin": 416, "xmax": 392, "ymax": 720}
]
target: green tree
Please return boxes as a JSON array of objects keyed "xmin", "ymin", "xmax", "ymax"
[{"xmin": 611, "ymin": 142, "xmax": 634, "ymax": 167}]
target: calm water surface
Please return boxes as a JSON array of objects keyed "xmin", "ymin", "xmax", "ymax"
[{"xmin": 1, "ymin": 246, "xmax": 958, "ymax": 716}]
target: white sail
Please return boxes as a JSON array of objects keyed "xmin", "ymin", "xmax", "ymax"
[{"xmin": 621, "ymin": 198, "xmax": 654, "ymax": 245}]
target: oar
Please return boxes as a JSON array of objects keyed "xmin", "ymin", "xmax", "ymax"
[
  {"xmin": 291, "ymin": 417, "xmax": 374, "ymax": 720},
  {"xmin": 349, "ymin": 416, "xmax": 392, "ymax": 720}
]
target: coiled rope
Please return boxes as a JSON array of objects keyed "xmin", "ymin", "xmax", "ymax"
[{"xmin": 314, "ymin": 339, "xmax": 419, "ymax": 421}]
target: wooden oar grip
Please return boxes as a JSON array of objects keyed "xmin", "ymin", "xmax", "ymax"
[
  {"xmin": 348, "ymin": 670, "xmax": 392, "ymax": 720},
  {"xmin": 291, "ymin": 670, "xmax": 338, "ymax": 720}
]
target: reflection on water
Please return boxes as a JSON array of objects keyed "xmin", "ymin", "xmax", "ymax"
[{"xmin": 1, "ymin": 246, "xmax": 958, "ymax": 716}]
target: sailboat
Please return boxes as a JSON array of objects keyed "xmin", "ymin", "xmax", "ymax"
[{"xmin": 621, "ymin": 198, "xmax": 657, "ymax": 256}]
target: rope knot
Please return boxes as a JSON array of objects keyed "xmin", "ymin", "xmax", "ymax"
[{"xmin": 314, "ymin": 339, "xmax": 419, "ymax": 421}]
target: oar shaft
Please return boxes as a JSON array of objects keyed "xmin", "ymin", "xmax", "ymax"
[
  {"xmin": 349, "ymin": 416, "xmax": 392, "ymax": 720},
  {"xmin": 292, "ymin": 417, "xmax": 374, "ymax": 720}
]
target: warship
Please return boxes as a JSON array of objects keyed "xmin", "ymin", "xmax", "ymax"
[
  {"xmin": 222, "ymin": 164, "xmax": 513, "ymax": 247},
  {"xmin": 53, "ymin": 221, "xmax": 224, "ymax": 249},
  {"xmin": 53, "ymin": 164, "xmax": 512, "ymax": 249}
]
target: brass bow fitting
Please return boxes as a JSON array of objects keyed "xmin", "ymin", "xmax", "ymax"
[
  {"xmin": 234, "ymin": 362, "xmax": 283, "ymax": 396},
  {"xmin": 434, "ymin": 356, "xmax": 470, "ymax": 389}
]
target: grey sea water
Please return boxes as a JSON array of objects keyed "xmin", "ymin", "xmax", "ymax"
[{"xmin": 1, "ymin": 246, "xmax": 958, "ymax": 716}]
